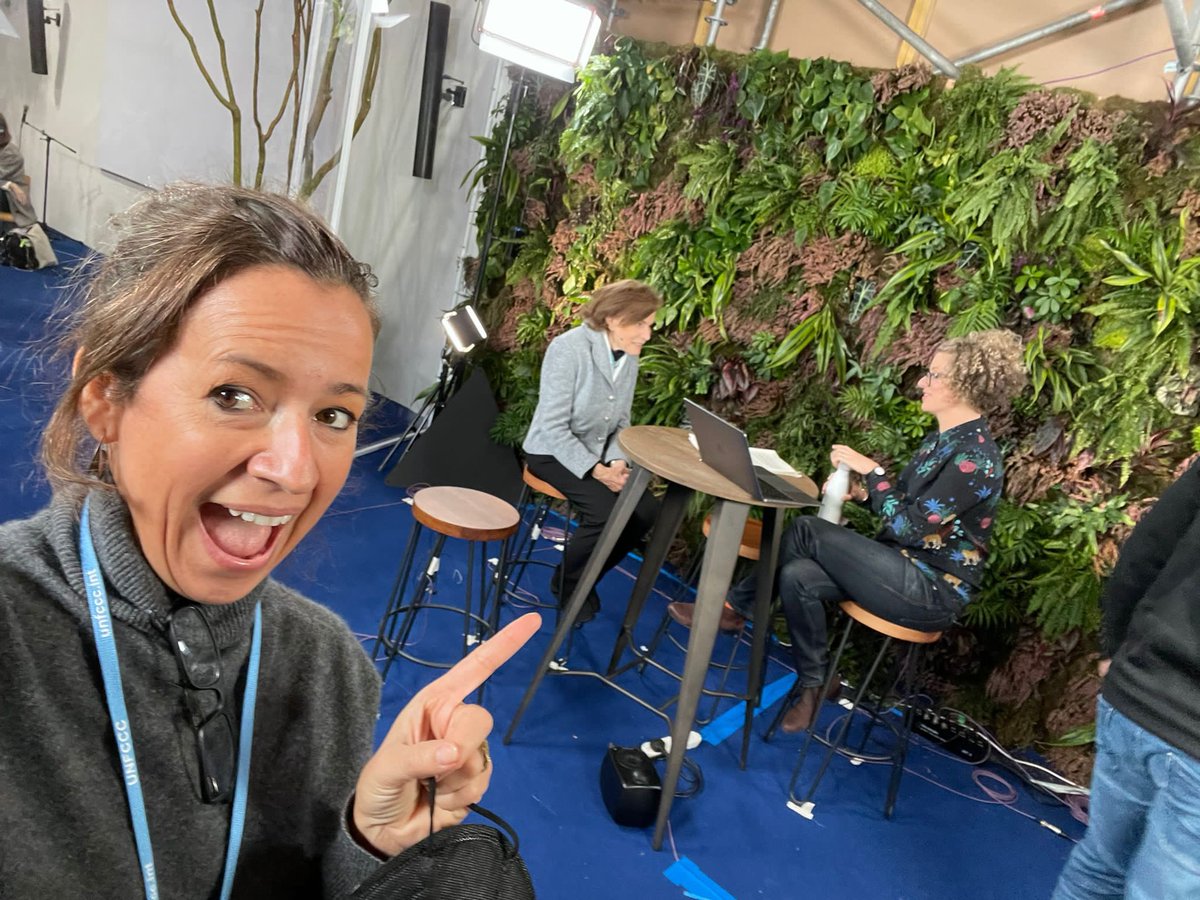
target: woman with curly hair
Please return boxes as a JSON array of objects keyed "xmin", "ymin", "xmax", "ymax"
[{"xmin": 668, "ymin": 329, "xmax": 1027, "ymax": 733}]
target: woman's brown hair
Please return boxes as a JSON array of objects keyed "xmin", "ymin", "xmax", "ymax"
[
  {"xmin": 579, "ymin": 279, "xmax": 661, "ymax": 330},
  {"xmin": 41, "ymin": 182, "xmax": 380, "ymax": 494}
]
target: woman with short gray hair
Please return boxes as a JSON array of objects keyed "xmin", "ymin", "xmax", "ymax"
[{"xmin": 523, "ymin": 279, "xmax": 662, "ymax": 624}]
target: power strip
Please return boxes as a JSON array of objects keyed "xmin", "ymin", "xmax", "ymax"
[
  {"xmin": 640, "ymin": 732, "xmax": 702, "ymax": 759},
  {"xmin": 905, "ymin": 705, "xmax": 989, "ymax": 764}
]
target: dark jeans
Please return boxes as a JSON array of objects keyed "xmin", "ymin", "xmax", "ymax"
[
  {"xmin": 524, "ymin": 454, "xmax": 658, "ymax": 604},
  {"xmin": 727, "ymin": 516, "xmax": 958, "ymax": 688}
]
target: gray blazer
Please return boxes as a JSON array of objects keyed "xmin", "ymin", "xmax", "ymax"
[{"xmin": 523, "ymin": 324, "xmax": 640, "ymax": 478}]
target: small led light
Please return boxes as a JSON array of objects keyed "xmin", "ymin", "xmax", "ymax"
[{"xmin": 441, "ymin": 304, "xmax": 488, "ymax": 354}]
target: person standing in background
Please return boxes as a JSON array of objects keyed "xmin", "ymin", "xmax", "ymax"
[{"xmin": 1052, "ymin": 459, "xmax": 1200, "ymax": 900}]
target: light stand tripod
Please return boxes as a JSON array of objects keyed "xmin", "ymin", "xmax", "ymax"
[
  {"xmin": 21, "ymin": 116, "xmax": 76, "ymax": 227},
  {"xmin": 355, "ymin": 346, "xmax": 467, "ymax": 470}
]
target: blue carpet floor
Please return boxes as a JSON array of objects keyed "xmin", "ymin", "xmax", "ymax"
[{"xmin": 1, "ymin": 235, "xmax": 1085, "ymax": 898}]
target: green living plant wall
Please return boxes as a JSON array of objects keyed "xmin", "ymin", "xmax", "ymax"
[{"xmin": 466, "ymin": 41, "xmax": 1200, "ymax": 781}]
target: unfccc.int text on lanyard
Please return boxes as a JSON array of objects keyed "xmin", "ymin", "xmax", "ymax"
[{"xmin": 81, "ymin": 497, "xmax": 262, "ymax": 900}]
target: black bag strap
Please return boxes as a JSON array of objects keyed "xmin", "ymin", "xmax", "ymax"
[
  {"xmin": 345, "ymin": 779, "xmax": 535, "ymax": 899},
  {"xmin": 424, "ymin": 777, "xmax": 520, "ymax": 857}
]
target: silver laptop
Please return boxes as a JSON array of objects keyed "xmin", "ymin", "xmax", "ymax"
[{"xmin": 684, "ymin": 399, "xmax": 815, "ymax": 505}]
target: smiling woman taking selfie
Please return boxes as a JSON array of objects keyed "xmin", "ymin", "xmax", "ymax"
[{"xmin": 0, "ymin": 184, "xmax": 538, "ymax": 899}]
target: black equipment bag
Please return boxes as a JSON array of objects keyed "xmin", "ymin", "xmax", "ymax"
[
  {"xmin": 1, "ymin": 230, "xmax": 38, "ymax": 270},
  {"xmin": 348, "ymin": 798, "xmax": 534, "ymax": 900}
]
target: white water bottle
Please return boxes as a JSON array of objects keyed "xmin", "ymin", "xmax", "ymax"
[{"xmin": 818, "ymin": 463, "xmax": 851, "ymax": 524}]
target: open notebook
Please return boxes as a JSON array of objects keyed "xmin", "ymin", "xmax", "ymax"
[{"xmin": 687, "ymin": 433, "xmax": 799, "ymax": 477}]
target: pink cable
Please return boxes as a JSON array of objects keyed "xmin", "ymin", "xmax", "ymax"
[{"xmin": 1042, "ymin": 47, "xmax": 1172, "ymax": 85}]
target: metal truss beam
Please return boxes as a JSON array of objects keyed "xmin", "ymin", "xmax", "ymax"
[
  {"xmin": 755, "ymin": 0, "xmax": 782, "ymax": 50},
  {"xmin": 855, "ymin": 0, "xmax": 961, "ymax": 77},
  {"xmin": 1163, "ymin": 0, "xmax": 1200, "ymax": 100},
  {"xmin": 955, "ymin": 0, "xmax": 1152, "ymax": 66}
]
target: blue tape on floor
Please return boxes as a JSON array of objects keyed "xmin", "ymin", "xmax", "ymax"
[
  {"xmin": 664, "ymin": 856, "xmax": 736, "ymax": 900},
  {"xmin": 698, "ymin": 673, "xmax": 797, "ymax": 745}
]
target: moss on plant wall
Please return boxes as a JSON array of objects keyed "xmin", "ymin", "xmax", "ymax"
[{"xmin": 467, "ymin": 41, "xmax": 1200, "ymax": 773}]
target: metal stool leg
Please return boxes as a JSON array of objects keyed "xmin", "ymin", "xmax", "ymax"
[
  {"xmin": 502, "ymin": 488, "xmax": 546, "ymax": 602},
  {"xmin": 490, "ymin": 536, "xmax": 511, "ymax": 633},
  {"xmin": 884, "ymin": 643, "xmax": 921, "ymax": 819},
  {"xmin": 854, "ymin": 645, "xmax": 914, "ymax": 753},
  {"xmin": 462, "ymin": 540, "xmax": 477, "ymax": 664},
  {"xmin": 504, "ymin": 493, "xmax": 570, "ymax": 613},
  {"xmin": 549, "ymin": 501, "xmax": 579, "ymax": 667},
  {"xmin": 637, "ymin": 607, "xmax": 675, "ymax": 674},
  {"xmin": 697, "ymin": 628, "xmax": 748, "ymax": 725},
  {"xmin": 381, "ymin": 533, "xmax": 446, "ymax": 681},
  {"xmin": 372, "ymin": 520, "xmax": 424, "ymax": 662},
  {"xmin": 555, "ymin": 500, "xmax": 572, "ymax": 601},
  {"xmin": 789, "ymin": 630, "xmax": 893, "ymax": 810},
  {"xmin": 637, "ymin": 551, "xmax": 701, "ymax": 675}
]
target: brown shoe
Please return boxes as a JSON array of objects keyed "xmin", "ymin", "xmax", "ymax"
[
  {"xmin": 666, "ymin": 601, "xmax": 746, "ymax": 633},
  {"xmin": 780, "ymin": 686, "xmax": 822, "ymax": 734}
]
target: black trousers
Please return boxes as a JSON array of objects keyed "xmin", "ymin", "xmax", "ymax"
[
  {"xmin": 728, "ymin": 516, "xmax": 959, "ymax": 687},
  {"xmin": 524, "ymin": 454, "xmax": 658, "ymax": 604}
]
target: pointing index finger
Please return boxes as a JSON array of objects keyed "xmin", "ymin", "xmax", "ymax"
[{"xmin": 424, "ymin": 612, "xmax": 542, "ymax": 705}]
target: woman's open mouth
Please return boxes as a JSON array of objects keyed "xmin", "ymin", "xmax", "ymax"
[{"xmin": 199, "ymin": 502, "xmax": 293, "ymax": 564}]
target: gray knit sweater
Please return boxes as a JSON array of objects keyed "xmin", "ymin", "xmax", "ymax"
[{"xmin": 0, "ymin": 489, "xmax": 383, "ymax": 898}]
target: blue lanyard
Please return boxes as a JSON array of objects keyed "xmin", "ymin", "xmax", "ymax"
[{"xmin": 81, "ymin": 497, "xmax": 262, "ymax": 900}]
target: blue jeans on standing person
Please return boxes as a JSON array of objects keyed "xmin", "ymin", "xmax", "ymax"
[
  {"xmin": 1052, "ymin": 696, "xmax": 1200, "ymax": 900},
  {"xmin": 727, "ymin": 516, "xmax": 959, "ymax": 688}
]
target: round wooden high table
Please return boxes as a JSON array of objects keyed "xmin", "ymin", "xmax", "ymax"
[{"xmin": 504, "ymin": 425, "xmax": 818, "ymax": 851}]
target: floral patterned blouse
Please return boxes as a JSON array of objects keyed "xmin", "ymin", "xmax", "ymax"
[{"xmin": 863, "ymin": 418, "xmax": 1003, "ymax": 606}]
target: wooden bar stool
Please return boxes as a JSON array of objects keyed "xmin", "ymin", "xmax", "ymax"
[
  {"xmin": 502, "ymin": 465, "xmax": 573, "ymax": 612},
  {"xmin": 371, "ymin": 486, "xmax": 521, "ymax": 697},
  {"xmin": 774, "ymin": 599, "xmax": 942, "ymax": 821},
  {"xmin": 639, "ymin": 513, "xmax": 764, "ymax": 725}
]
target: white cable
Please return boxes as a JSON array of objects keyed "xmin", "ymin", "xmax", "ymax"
[{"xmin": 940, "ymin": 707, "xmax": 1088, "ymax": 793}]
